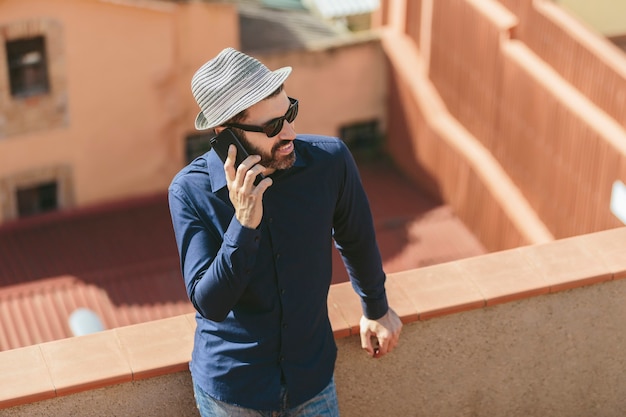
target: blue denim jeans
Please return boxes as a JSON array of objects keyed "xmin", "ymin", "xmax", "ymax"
[{"xmin": 193, "ymin": 377, "xmax": 340, "ymax": 417}]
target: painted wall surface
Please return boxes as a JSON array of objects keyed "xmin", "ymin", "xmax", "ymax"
[
  {"xmin": 380, "ymin": 0, "xmax": 626, "ymax": 251},
  {"xmin": 0, "ymin": 1, "xmax": 387, "ymax": 224},
  {"xmin": 254, "ymin": 36, "xmax": 387, "ymax": 140},
  {"xmin": 0, "ymin": 0, "xmax": 238, "ymax": 220},
  {"xmin": 555, "ymin": 0, "xmax": 626, "ymax": 36},
  {"xmin": 335, "ymin": 277, "xmax": 626, "ymax": 417}
]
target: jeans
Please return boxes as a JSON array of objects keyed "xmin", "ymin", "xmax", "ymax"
[{"xmin": 193, "ymin": 377, "xmax": 340, "ymax": 417}]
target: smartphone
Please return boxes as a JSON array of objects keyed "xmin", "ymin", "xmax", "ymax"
[{"xmin": 210, "ymin": 128, "xmax": 264, "ymax": 185}]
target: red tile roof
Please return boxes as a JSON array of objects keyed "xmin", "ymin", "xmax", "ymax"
[
  {"xmin": 0, "ymin": 194, "xmax": 178, "ymax": 286},
  {"xmin": 0, "ymin": 160, "xmax": 486, "ymax": 351},
  {"xmin": 0, "ymin": 194, "xmax": 192, "ymax": 350}
]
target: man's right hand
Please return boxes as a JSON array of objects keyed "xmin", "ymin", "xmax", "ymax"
[{"xmin": 224, "ymin": 144, "xmax": 273, "ymax": 229}]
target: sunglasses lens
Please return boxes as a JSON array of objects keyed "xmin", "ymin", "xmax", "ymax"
[
  {"xmin": 264, "ymin": 120, "xmax": 283, "ymax": 137},
  {"xmin": 262, "ymin": 99, "xmax": 299, "ymax": 137},
  {"xmin": 286, "ymin": 101, "xmax": 298, "ymax": 123}
]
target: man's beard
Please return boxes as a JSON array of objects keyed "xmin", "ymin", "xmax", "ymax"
[{"xmin": 240, "ymin": 135, "xmax": 296, "ymax": 171}]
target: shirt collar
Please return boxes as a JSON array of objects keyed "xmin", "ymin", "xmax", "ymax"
[{"xmin": 206, "ymin": 140, "xmax": 307, "ymax": 192}]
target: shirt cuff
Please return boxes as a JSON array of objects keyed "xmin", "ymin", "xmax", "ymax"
[
  {"xmin": 361, "ymin": 294, "xmax": 389, "ymax": 321},
  {"xmin": 223, "ymin": 216, "xmax": 262, "ymax": 251}
]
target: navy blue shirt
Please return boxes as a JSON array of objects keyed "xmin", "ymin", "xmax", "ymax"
[{"xmin": 168, "ymin": 135, "xmax": 388, "ymax": 410}]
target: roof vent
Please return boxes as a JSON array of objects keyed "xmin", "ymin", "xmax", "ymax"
[{"xmin": 69, "ymin": 308, "xmax": 105, "ymax": 336}]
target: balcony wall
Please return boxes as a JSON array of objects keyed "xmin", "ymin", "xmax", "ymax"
[{"xmin": 2, "ymin": 227, "xmax": 626, "ymax": 416}]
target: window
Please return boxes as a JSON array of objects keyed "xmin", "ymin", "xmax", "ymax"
[
  {"xmin": 16, "ymin": 181, "xmax": 58, "ymax": 217},
  {"xmin": 339, "ymin": 120, "xmax": 382, "ymax": 152},
  {"xmin": 185, "ymin": 133, "xmax": 214, "ymax": 164},
  {"xmin": 6, "ymin": 36, "xmax": 50, "ymax": 98},
  {"xmin": 0, "ymin": 165, "xmax": 72, "ymax": 223}
]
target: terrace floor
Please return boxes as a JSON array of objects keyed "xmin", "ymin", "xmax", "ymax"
[{"xmin": 0, "ymin": 156, "xmax": 486, "ymax": 351}]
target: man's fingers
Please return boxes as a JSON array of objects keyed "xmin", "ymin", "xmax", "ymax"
[
  {"xmin": 374, "ymin": 328, "xmax": 402, "ymax": 358},
  {"xmin": 371, "ymin": 336, "xmax": 381, "ymax": 356},
  {"xmin": 235, "ymin": 155, "xmax": 261, "ymax": 181},
  {"xmin": 243, "ymin": 164, "xmax": 266, "ymax": 187},
  {"xmin": 224, "ymin": 145, "xmax": 237, "ymax": 181},
  {"xmin": 360, "ymin": 331, "xmax": 375, "ymax": 356},
  {"xmin": 360, "ymin": 311, "xmax": 403, "ymax": 359},
  {"xmin": 225, "ymin": 143, "xmax": 261, "ymax": 186},
  {"xmin": 375, "ymin": 333, "xmax": 392, "ymax": 357},
  {"xmin": 253, "ymin": 176, "xmax": 273, "ymax": 195}
]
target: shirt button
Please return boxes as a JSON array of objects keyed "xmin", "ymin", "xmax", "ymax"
[
  {"xmin": 276, "ymin": 253, "xmax": 280, "ymax": 260},
  {"xmin": 282, "ymin": 323, "xmax": 288, "ymax": 329}
]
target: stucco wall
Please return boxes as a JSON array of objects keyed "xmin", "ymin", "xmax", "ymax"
[
  {"xmin": 1, "ymin": 371, "xmax": 197, "ymax": 417},
  {"xmin": 252, "ymin": 35, "xmax": 387, "ymax": 141},
  {"xmin": 0, "ymin": 0, "xmax": 237, "ymax": 220},
  {"xmin": 0, "ymin": 1, "xmax": 386, "ymax": 224},
  {"xmin": 381, "ymin": 0, "xmax": 626, "ymax": 252},
  {"xmin": 5, "ymin": 276, "xmax": 626, "ymax": 417},
  {"xmin": 335, "ymin": 277, "xmax": 626, "ymax": 416}
]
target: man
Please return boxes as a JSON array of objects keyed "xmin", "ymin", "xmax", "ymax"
[{"xmin": 168, "ymin": 47, "xmax": 402, "ymax": 417}]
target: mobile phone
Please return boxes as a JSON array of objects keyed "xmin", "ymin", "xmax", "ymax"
[{"xmin": 210, "ymin": 128, "xmax": 265, "ymax": 185}]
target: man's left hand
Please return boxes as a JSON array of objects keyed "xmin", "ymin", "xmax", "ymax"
[{"xmin": 360, "ymin": 308, "xmax": 402, "ymax": 359}]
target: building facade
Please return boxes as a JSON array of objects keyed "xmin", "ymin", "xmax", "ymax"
[{"xmin": 0, "ymin": 0, "xmax": 238, "ymax": 223}]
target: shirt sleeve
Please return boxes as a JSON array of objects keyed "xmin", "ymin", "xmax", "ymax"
[
  {"xmin": 168, "ymin": 186, "xmax": 261, "ymax": 322},
  {"xmin": 332, "ymin": 143, "xmax": 389, "ymax": 320}
]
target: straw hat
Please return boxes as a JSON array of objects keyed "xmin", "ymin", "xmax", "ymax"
[{"xmin": 191, "ymin": 48, "xmax": 292, "ymax": 130}]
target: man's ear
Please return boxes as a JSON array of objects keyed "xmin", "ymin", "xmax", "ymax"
[{"xmin": 213, "ymin": 127, "xmax": 224, "ymax": 135}]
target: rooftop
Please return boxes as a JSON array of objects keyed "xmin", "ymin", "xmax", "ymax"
[
  {"xmin": 0, "ymin": 157, "xmax": 485, "ymax": 351},
  {"xmin": 2, "ymin": 0, "xmax": 626, "ymax": 414},
  {"xmin": 236, "ymin": 0, "xmax": 350, "ymax": 54},
  {"xmin": 2, "ymin": 226, "xmax": 625, "ymax": 414}
]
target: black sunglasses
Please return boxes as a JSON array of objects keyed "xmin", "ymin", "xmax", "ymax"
[{"xmin": 223, "ymin": 97, "xmax": 299, "ymax": 138}]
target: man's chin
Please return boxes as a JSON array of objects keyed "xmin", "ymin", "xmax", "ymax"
[{"xmin": 268, "ymin": 152, "xmax": 296, "ymax": 171}]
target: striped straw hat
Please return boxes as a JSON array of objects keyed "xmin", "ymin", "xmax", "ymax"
[{"xmin": 191, "ymin": 48, "xmax": 292, "ymax": 130}]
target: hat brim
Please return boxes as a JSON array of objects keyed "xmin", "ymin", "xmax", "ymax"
[
  {"xmin": 195, "ymin": 66, "xmax": 292, "ymax": 130},
  {"xmin": 195, "ymin": 111, "xmax": 211, "ymax": 131}
]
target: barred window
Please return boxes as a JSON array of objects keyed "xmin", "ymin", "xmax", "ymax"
[
  {"xmin": 17, "ymin": 181, "xmax": 58, "ymax": 217},
  {"xmin": 6, "ymin": 36, "xmax": 51, "ymax": 98},
  {"xmin": 185, "ymin": 133, "xmax": 214, "ymax": 164}
]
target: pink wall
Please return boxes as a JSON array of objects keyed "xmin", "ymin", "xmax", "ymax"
[
  {"xmin": 0, "ymin": 0, "xmax": 238, "ymax": 219},
  {"xmin": 0, "ymin": 1, "xmax": 388, "ymax": 224},
  {"xmin": 254, "ymin": 37, "xmax": 387, "ymax": 139}
]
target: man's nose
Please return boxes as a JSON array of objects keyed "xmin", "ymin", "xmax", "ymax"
[{"xmin": 278, "ymin": 120, "xmax": 296, "ymax": 140}]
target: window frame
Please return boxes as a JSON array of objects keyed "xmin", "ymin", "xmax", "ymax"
[
  {"xmin": 6, "ymin": 35, "xmax": 51, "ymax": 98},
  {"xmin": 16, "ymin": 180, "xmax": 59, "ymax": 217}
]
